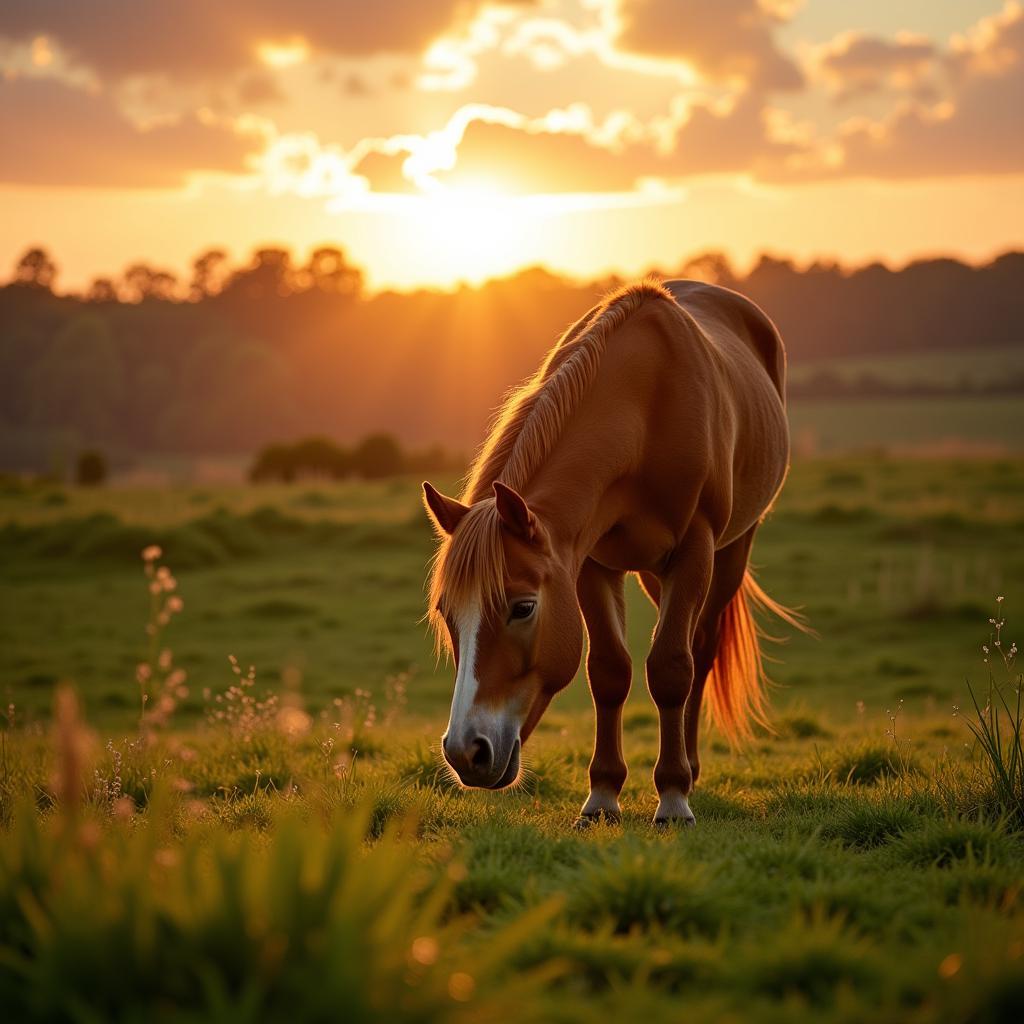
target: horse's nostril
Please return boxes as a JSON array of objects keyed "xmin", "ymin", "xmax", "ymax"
[{"xmin": 469, "ymin": 736, "xmax": 492, "ymax": 770}]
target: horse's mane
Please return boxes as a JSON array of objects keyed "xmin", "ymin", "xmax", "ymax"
[
  {"xmin": 461, "ymin": 278, "xmax": 673, "ymax": 503},
  {"xmin": 428, "ymin": 279, "xmax": 674, "ymax": 651}
]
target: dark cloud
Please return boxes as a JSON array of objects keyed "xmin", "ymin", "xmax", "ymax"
[
  {"xmin": 614, "ymin": 0, "xmax": 803, "ymax": 90},
  {"xmin": 835, "ymin": 5, "xmax": 1024, "ymax": 178},
  {"xmin": 0, "ymin": 1, "xmax": 518, "ymax": 81},
  {"xmin": 236, "ymin": 71, "xmax": 287, "ymax": 106},
  {"xmin": 660, "ymin": 92, "xmax": 800, "ymax": 175},
  {"xmin": 344, "ymin": 73, "xmax": 372, "ymax": 97},
  {"xmin": 0, "ymin": 77, "xmax": 263, "ymax": 186},
  {"xmin": 817, "ymin": 32, "xmax": 936, "ymax": 99}
]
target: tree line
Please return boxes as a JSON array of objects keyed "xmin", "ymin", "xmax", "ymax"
[
  {"xmin": 249, "ymin": 434, "xmax": 462, "ymax": 482},
  {"xmin": 1, "ymin": 243, "xmax": 1021, "ymax": 472}
]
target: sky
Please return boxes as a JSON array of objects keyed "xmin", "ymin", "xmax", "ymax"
[{"xmin": 1, "ymin": 0, "xmax": 1023, "ymax": 292}]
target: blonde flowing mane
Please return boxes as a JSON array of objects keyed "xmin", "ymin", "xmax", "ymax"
[{"xmin": 428, "ymin": 280, "xmax": 675, "ymax": 650}]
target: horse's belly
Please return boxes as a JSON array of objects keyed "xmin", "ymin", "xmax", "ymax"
[{"xmin": 589, "ymin": 518, "xmax": 677, "ymax": 573}]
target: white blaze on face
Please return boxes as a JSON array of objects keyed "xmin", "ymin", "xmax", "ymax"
[{"xmin": 445, "ymin": 603, "xmax": 481, "ymax": 743}]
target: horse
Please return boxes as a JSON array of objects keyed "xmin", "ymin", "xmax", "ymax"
[{"xmin": 422, "ymin": 278, "xmax": 801, "ymax": 825}]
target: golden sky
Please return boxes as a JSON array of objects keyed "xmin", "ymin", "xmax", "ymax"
[{"xmin": 2, "ymin": 0, "xmax": 1023, "ymax": 291}]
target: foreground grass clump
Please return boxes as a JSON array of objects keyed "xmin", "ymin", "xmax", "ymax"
[
  {"xmin": 2, "ymin": 690, "xmax": 1023, "ymax": 1024},
  {"xmin": 0, "ymin": 794, "xmax": 551, "ymax": 1023}
]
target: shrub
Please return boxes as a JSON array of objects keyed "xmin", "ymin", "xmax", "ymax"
[{"xmin": 74, "ymin": 449, "xmax": 107, "ymax": 486}]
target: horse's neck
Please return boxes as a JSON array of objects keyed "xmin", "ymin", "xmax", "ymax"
[{"xmin": 517, "ymin": 384, "xmax": 636, "ymax": 573}]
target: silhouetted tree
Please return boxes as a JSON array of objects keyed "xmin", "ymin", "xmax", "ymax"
[
  {"xmin": 305, "ymin": 246, "xmax": 362, "ymax": 297},
  {"xmin": 123, "ymin": 264, "xmax": 179, "ymax": 302},
  {"xmin": 224, "ymin": 247, "xmax": 293, "ymax": 300},
  {"xmin": 189, "ymin": 248, "xmax": 229, "ymax": 300},
  {"xmin": 85, "ymin": 278, "xmax": 119, "ymax": 303},
  {"xmin": 13, "ymin": 247, "xmax": 57, "ymax": 290},
  {"xmin": 351, "ymin": 433, "xmax": 403, "ymax": 479}
]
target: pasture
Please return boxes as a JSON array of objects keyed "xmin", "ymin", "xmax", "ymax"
[{"xmin": 1, "ymin": 455, "xmax": 1023, "ymax": 1022}]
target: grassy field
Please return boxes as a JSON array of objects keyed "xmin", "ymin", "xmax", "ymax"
[{"xmin": 1, "ymin": 457, "xmax": 1023, "ymax": 1021}]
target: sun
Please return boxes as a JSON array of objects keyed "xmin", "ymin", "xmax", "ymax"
[{"xmin": 415, "ymin": 178, "xmax": 538, "ymax": 286}]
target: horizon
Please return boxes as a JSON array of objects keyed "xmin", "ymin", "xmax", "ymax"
[
  {"xmin": 8, "ymin": 239, "xmax": 1022, "ymax": 301},
  {"xmin": 2, "ymin": 1, "xmax": 1023, "ymax": 291}
]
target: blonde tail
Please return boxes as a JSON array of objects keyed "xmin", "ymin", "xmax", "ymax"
[{"xmin": 705, "ymin": 571, "xmax": 811, "ymax": 744}]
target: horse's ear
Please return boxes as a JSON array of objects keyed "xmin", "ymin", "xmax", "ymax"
[
  {"xmin": 422, "ymin": 482, "xmax": 469, "ymax": 536},
  {"xmin": 493, "ymin": 481, "xmax": 538, "ymax": 542}
]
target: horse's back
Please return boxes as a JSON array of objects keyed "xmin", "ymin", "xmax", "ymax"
[{"xmin": 662, "ymin": 279, "xmax": 786, "ymax": 399}]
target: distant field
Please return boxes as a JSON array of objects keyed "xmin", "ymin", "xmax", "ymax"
[
  {"xmin": 788, "ymin": 345, "xmax": 1024, "ymax": 390},
  {"xmin": 788, "ymin": 395, "xmax": 1023, "ymax": 453},
  {"xmin": 1, "ymin": 455, "xmax": 1023, "ymax": 1022},
  {"xmin": 2, "ymin": 457, "xmax": 1022, "ymax": 728}
]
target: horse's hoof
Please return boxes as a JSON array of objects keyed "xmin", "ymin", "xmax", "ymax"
[
  {"xmin": 653, "ymin": 814, "xmax": 696, "ymax": 828},
  {"xmin": 653, "ymin": 792, "xmax": 695, "ymax": 827}
]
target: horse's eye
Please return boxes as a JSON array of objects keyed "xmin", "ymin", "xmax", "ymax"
[{"xmin": 509, "ymin": 600, "xmax": 536, "ymax": 622}]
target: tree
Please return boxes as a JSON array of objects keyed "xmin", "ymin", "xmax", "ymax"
[
  {"xmin": 85, "ymin": 278, "xmax": 119, "ymax": 303},
  {"xmin": 122, "ymin": 263, "xmax": 179, "ymax": 302},
  {"xmin": 305, "ymin": 246, "xmax": 362, "ymax": 297},
  {"xmin": 351, "ymin": 434, "xmax": 404, "ymax": 479},
  {"xmin": 13, "ymin": 247, "xmax": 58, "ymax": 290},
  {"xmin": 189, "ymin": 248, "xmax": 230, "ymax": 300},
  {"xmin": 224, "ymin": 247, "xmax": 293, "ymax": 300},
  {"xmin": 75, "ymin": 449, "xmax": 108, "ymax": 486},
  {"xmin": 29, "ymin": 314, "xmax": 124, "ymax": 440}
]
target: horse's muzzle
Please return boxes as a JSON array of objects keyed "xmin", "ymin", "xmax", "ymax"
[{"xmin": 443, "ymin": 733, "xmax": 521, "ymax": 789}]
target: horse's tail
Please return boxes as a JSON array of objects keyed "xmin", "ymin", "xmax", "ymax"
[{"xmin": 705, "ymin": 571, "xmax": 810, "ymax": 744}]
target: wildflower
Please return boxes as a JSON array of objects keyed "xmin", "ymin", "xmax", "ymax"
[
  {"xmin": 448, "ymin": 973, "xmax": 475, "ymax": 1001},
  {"xmin": 410, "ymin": 937, "xmax": 439, "ymax": 966},
  {"xmin": 141, "ymin": 545, "xmax": 162, "ymax": 562},
  {"xmin": 938, "ymin": 953, "xmax": 962, "ymax": 979},
  {"xmin": 112, "ymin": 796, "xmax": 134, "ymax": 820},
  {"xmin": 166, "ymin": 596, "xmax": 184, "ymax": 614},
  {"xmin": 136, "ymin": 663, "xmax": 152, "ymax": 683}
]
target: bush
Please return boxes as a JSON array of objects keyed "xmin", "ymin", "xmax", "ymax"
[
  {"xmin": 248, "ymin": 434, "xmax": 460, "ymax": 483},
  {"xmin": 74, "ymin": 450, "xmax": 107, "ymax": 486}
]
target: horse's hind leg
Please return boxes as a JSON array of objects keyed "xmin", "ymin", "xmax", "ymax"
[
  {"xmin": 645, "ymin": 521, "xmax": 715, "ymax": 825},
  {"xmin": 684, "ymin": 529, "xmax": 757, "ymax": 788},
  {"xmin": 576, "ymin": 559, "xmax": 631, "ymax": 823}
]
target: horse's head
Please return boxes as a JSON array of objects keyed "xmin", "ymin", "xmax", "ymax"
[{"xmin": 423, "ymin": 480, "xmax": 583, "ymax": 788}]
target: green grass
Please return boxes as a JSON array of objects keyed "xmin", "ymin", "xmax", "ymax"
[
  {"xmin": 1, "ymin": 456, "xmax": 1022, "ymax": 1021},
  {"xmin": 2, "ymin": 457, "xmax": 1022, "ymax": 728}
]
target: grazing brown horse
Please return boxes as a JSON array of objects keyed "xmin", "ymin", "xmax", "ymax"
[{"xmin": 423, "ymin": 279, "xmax": 799, "ymax": 824}]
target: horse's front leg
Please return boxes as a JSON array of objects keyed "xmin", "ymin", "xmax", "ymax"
[
  {"xmin": 576, "ymin": 559, "xmax": 631, "ymax": 824},
  {"xmin": 646, "ymin": 523, "xmax": 714, "ymax": 826}
]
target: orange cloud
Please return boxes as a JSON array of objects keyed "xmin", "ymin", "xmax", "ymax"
[
  {"xmin": 833, "ymin": 4, "xmax": 1024, "ymax": 178},
  {"xmin": 0, "ymin": 1, "xmax": 530, "ymax": 81},
  {"xmin": 815, "ymin": 32, "xmax": 937, "ymax": 100},
  {"xmin": 0, "ymin": 77, "xmax": 264, "ymax": 187},
  {"xmin": 613, "ymin": 0, "xmax": 803, "ymax": 89}
]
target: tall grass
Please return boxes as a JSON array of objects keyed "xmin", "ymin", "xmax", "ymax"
[{"xmin": 961, "ymin": 597, "xmax": 1023, "ymax": 826}]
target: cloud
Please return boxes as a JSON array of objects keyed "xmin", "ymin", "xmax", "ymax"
[
  {"xmin": 0, "ymin": 76, "xmax": 264, "ymax": 187},
  {"xmin": 353, "ymin": 94, "xmax": 802, "ymax": 196},
  {"xmin": 351, "ymin": 150, "xmax": 419, "ymax": 194},
  {"xmin": 612, "ymin": 0, "xmax": 803, "ymax": 89},
  {"xmin": 833, "ymin": 3, "xmax": 1024, "ymax": 178},
  {"xmin": 659, "ymin": 92, "xmax": 801, "ymax": 176},
  {"xmin": 815, "ymin": 32, "xmax": 936, "ymax": 99},
  {"xmin": 0, "ymin": 1, "xmax": 524, "ymax": 82},
  {"xmin": 434, "ymin": 119, "xmax": 642, "ymax": 193},
  {"xmin": 236, "ymin": 71, "xmax": 287, "ymax": 106}
]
